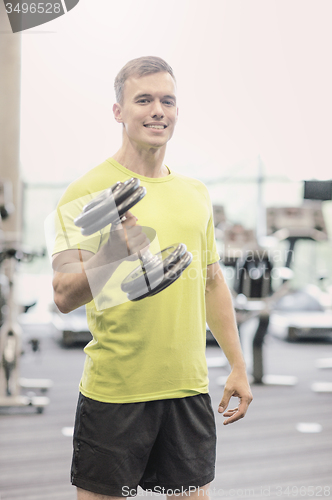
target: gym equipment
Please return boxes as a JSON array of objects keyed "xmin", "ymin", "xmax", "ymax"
[
  {"xmin": 266, "ymin": 204, "xmax": 328, "ymax": 267},
  {"xmin": 220, "ymin": 223, "xmax": 257, "ymax": 267},
  {"xmin": 217, "ymin": 284, "xmax": 298, "ymax": 386},
  {"xmin": 217, "ymin": 241, "xmax": 297, "ymax": 385},
  {"xmin": 266, "ymin": 200, "xmax": 332, "ymax": 341},
  {"xmin": 74, "ymin": 178, "xmax": 192, "ymax": 301},
  {"xmin": 0, "ymin": 247, "xmax": 52, "ymax": 412},
  {"xmin": 0, "ymin": 180, "xmax": 15, "ymax": 220},
  {"xmin": 217, "ymin": 178, "xmax": 332, "ymax": 386},
  {"xmin": 233, "ymin": 250, "xmax": 273, "ymax": 299},
  {"xmin": 304, "ymin": 180, "xmax": 332, "ymax": 201}
]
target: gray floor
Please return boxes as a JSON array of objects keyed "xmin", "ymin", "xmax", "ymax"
[{"xmin": 0, "ymin": 327, "xmax": 332, "ymax": 500}]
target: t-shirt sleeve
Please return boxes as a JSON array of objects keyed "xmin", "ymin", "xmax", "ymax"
[{"xmin": 52, "ymin": 186, "xmax": 104, "ymax": 256}]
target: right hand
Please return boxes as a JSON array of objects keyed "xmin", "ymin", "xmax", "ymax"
[{"xmin": 107, "ymin": 211, "xmax": 150, "ymax": 262}]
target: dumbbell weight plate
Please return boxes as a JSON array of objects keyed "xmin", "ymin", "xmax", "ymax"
[
  {"xmin": 74, "ymin": 178, "xmax": 146, "ymax": 236},
  {"xmin": 81, "ymin": 182, "xmax": 121, "ymax": 213},
  {"xmin": 116, "ymin": 185, "xmax": 146, "ymax": 222},
  {"xmin": 74, "ymin": 184, "xmax": 118, "ymax": 230},
  {"xmin": 121, "ymin": 243, "xmax": 188, "ymax": 294},
  {"xmin": 149, "ymin": 251, "xmax": 193, "ymax": 296},
  {"xmin": 112, "ymin": 178, "xmax": 141, "ymax": 206},
  {"xmin": 127, "ymin": 250, "xmax": 193, "ymax": 301}
]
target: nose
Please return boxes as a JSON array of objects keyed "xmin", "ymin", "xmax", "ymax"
[{"xmin": 151, "ymin": 99, "xmax": 164, "ymax": 119}]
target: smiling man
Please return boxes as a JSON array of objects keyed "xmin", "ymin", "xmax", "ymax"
[
  {"xmin": 112, "ymin": 68, "xmax": 178, "ymax": 176},
  {"xmin": 52, "ymin": 56, "xmax": 253, "ymax": 500}
]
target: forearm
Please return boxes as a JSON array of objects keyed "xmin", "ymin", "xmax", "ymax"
[
  {"xmin": 205, "ymin": 262, "xmax": 253, "ymax": 423},
  {"xmin": 53, "ymin": 212, "xmax": 150, "ymax": 313},
  {"xmin": 205, "ymin": 269, "xmax": 246, "ymax": 371},
  {"xmin": 53, "ymin": 244, "xmax": 120, "ymax": 313}
]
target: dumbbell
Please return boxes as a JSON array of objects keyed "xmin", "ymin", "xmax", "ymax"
[{"xmin": 74, "ymin": 178, "xmax": 192, "ymax": 301}]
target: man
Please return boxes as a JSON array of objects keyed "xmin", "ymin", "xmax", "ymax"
[{"xmin": 52, "ymin": 56, "xmax": 253, "ymax": 500}]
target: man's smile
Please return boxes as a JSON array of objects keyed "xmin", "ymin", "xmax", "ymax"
[{"xmin": 144, "ymin": 122, "xmax": 167, "ymax": 129}]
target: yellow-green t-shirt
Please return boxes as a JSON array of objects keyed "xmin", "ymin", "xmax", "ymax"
[{"xmin": 53, "ymin": 158, "xmax": 219, "ymax": 403}]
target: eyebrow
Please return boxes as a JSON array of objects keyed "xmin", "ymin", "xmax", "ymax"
[{"xmin": 134, "ymin": 93, "xmax": 177, "ymax": 102}]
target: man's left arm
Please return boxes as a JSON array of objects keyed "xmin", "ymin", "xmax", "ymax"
[{"xmin": 205, "ymin": 261, "xmax": 253, "ymax": 425}]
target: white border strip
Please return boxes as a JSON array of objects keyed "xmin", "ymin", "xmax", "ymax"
[{"xmin": 60, "ymin": 0, "xmax": 68, "ymax": 13}]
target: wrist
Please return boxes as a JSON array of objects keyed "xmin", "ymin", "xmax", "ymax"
[
  {"xmin": 91, "ymin": 240, "xmax": 122, "ymax": 268},
  {"xmin": 229, "ymin": 359, "xmax": 247, "ymax": 373}
]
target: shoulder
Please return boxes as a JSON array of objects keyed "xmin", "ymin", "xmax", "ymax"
[
  {"xmin": 171, "ymin": 171, "xmax": 211, "ymax": 201},
  {"xmin": 57, "ymin": 159, "xmax": 115, "ymax": 207}
]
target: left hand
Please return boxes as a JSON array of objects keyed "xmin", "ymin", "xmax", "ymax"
[{"xmin": 218, "ymin": 369, "xmax": 253, "ymax": 425}]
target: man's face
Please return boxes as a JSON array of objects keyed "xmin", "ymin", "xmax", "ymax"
[{"xmin": 113, "ymin": 72, "xmax": 178, "ymax": 150}]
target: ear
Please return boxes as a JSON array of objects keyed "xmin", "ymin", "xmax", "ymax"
[{"xmin": 113, "ymin": 103, "xmax": 123, "ymax": 123}]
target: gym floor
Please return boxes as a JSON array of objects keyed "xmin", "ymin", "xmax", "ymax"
[{"xmin": 0, "ymin": 327, "xmax": 332, "ymax": 500}]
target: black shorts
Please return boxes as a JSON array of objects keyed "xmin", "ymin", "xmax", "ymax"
[{"xmin": 71, "ymin": 392, "xmax": 216, "ymax": 497}]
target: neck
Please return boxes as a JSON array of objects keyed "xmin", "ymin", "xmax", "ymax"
[{"xmin": 112, "ymin": 135, "xmax": 169, "ymax": 178}]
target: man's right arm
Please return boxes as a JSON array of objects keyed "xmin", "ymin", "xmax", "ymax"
[{"xmin": 52, "ymin": 212, "xmax": 149, "ymax": 313}]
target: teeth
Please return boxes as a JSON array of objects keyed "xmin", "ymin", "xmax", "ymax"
[{"xmin": 145, "ymin": 125, "xmax": 165, "ymax": 129}]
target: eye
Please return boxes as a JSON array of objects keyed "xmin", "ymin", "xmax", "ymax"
[
  {"xmin": 163, "ymin": 100, "xmax": 175, "ymax": 106},
  {"xmin": 137, "ymin": 99, "xmax": 150, "ymax": 104}
]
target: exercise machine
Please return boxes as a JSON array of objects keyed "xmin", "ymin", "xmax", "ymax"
[{"xmin": 0, "ymin": 246, "xmax": 53, "ymax": 412}]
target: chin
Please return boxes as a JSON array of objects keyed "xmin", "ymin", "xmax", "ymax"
[{"xmin": 143, "ymin": 138, "xmax": 167, "ymax": 149}]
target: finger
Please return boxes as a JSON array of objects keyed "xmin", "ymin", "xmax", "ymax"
[
  {"xmin": 125, "ymin": 226, "xmax": 141, "ymax": 239},
  {"xmin": 127, "ymin": 229, "xmax": 149, "ymax": 249},
  {"xmin": 223, "ymin": 399, "xmax": 250, "ymax": 425},
  {"xmin": 122, "ymin": 224, "xmax": 141, "ymax": 243},
  {"xmin": 122, "ymin": 211, "xmax": 138, "ymax": 227},
  {"xmin": 218, "ymin": 388, "xmax": 233, "ymax": 414},
  {"xmin": 111, "ymin": 213, "xmax": 136, "ymax": 233},
  {"xmin": 125, "ymin": 232, "xmax": 151, "ymax": 260},
  {"xmin": 124, "ymin": 210, "xmax": 136, "ymax": 219},
  {"xmin": 223, "ymin": 407, "xmax": 239, "ymax": 417}
]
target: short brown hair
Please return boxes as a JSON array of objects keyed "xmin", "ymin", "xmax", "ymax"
[{"xmin": 114, "ymin": 56, "xmax": 176, "ymax": 104}]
